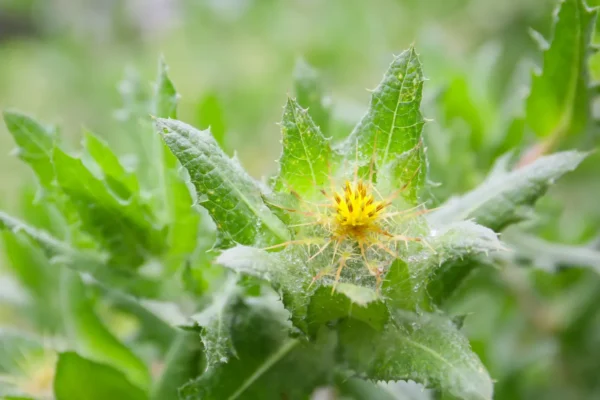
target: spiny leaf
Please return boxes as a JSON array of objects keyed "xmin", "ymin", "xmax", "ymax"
[
  {"xmin": 180, "ymin": 296, "xmax": 336, "ymax": 400},
  {"xmin": 293, "ymin": 59, "xmax": 330, "ymax": 134},
  {"xmin": 526, "ymin": 0, "xmax": 597, "ymax": 141},
  {"xmin": 60, "ymin": 270, "xmax": 150, "ymax": 390},
  {"xmin": 384, "ymin": 221, "xmax": 501, "ymax": 311},
  {"xmin": 53, "ymin": 147, "xmax": 166, "ymax": 268},
  {"xmin": 3, "ymin": 110, "xmax": 57, "ymax": 188},
  {"xmin": 273, "ymin": 97, "xmax": 331, "ymax": 197},
  {"xmin": 153, "ymin": 60, "xmax": 202, "ymax": 270},
  {"xmin": 156, "ymin": 118, "xmax": 290, "ymax": 248},
  {"xmin": 214, "ymin": 245, "xmax": 314, "ymax": 333},
  {"xmin": 338, "ymin": 311, "xmax": 493, "ymax": 400},
  {"xmin": 53, "ymin": 352, "xmax": 147, "ymax": 400},
  {"xmin": 189, "ymin": 276, "xmax": 240, "ymax": 366},
  {"xmin": 428, "ymin": 151, "xmax": 588, "ymax": 231},
  {"xmin": 342, "ymin": 47, "xmax": 426, "ymax": 183}
]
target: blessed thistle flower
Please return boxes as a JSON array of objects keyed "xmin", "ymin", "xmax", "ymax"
[{"xmin": 266, "ymin": 142, "xmax": 432, "ymax": 292}]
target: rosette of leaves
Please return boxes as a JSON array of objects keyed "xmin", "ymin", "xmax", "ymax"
[{"xmin": 155, "ymin": 42, "xmax": 586, "ymax": 398}]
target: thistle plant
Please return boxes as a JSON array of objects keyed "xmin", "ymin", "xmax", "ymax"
[{"xmin": 0, "ymin": 0, "xmax": 596, "ymax": 399}]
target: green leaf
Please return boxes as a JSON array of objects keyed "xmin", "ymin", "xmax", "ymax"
[
  {"xmin": 52, "ymin": 147, "xmax": 166, "ymax": 268},
  {"xmin": 503, "ymin": 230, "xmax": 600, "ymax": 273},
  {"xmin": 180, "ymin": 296, "xmax": 336, "ymax": 400},
  {"xmin": 189, "ymin": 276, "xmax": 240, "ymax": 366},
  {"xmin": 197, "ymin": 91, "xmax": 227, "ymax": 149},
  {"xmin": 525, "ymin": 0, "xmax": 597, "ymax": 140},
  {"xmin": 53, "ymin": 352, "xmax": 148, "ymax": 400},
  {"xmin": 378, "ymin": 143, "xmax": 425, "ymax": 205},
  {"xmin": 214, "ymin": 245, "xmax": 314, "ymax": 333},
  {"xmin": 82, "ymin": 131, "xmax": 140, "ymax": 195},
  {"xmin": 156, "ymin": 118, "xmax": 290, "ymax": 248},
  {"xmin": 338, "ymin": 311, "xmax": 493, "ymax": 400},
  {"xmin": 0, "ymin": 211, "xmax": 105, "ymax": 271},
  {"xmin": 428, "ymin": 151, "xmax": 588, "ymax": 231},
  {"xmin": 2, "ymin": 110, "xmax": 57, "ymax": 188},
  {"xmin": 60, "ymin": 270, "xmax": 150, "ymax": 389},
  {"xmin": 1, "ymin": 230, "xmax": 61, "ymax": 331},
  {"xmin": 0, "ymin": 211, "xmax": 159, "ymax": 297},
  {"xmin": 153, "ymin": 60, "xmax": 202, "ymax": 270},
  {"xmin": 273, "ymin": 97, "xmax": 332, "ymax": 196},
  {"xmin": 154, "ymin": 57, "xmax": 178, "ymax": 119},
  {"xmin": 306, "ymin": 285, "xmax": 388, "ymax": 335},
  {"xmin": 342, "ymin": 47, "xmax": 426, "ymax": 183},
  {"xmin": 384, "ymin": 221, "xmax": 501, "ymax": 311},
  {"xmin": 293, "ymin": 59, "xmax": 330, "ymax": 134},
  {"xmin": 150, "ymin": 331, "xmax": 204, "ymax": 400},
  {"xmin": 95, "ymin": 282, "xmax": 177, "ymax": 353}
]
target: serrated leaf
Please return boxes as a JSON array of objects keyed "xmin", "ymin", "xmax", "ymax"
[
  {"xmin": 189, "ymin": 276, "xmax": 240, "ymax": 366},
  {"xmin": 180, "ymin": 297, "xmax": 335, "ymax": 400},
  {"xmin": 273, "ymin": 97, "xmax": 332, "ymax": 196},
  {"xmin": 197, "ymin": 91, "xmax": 226, "ymax": 149},
  {"xmin": 53, "ymin": 352, "xmax": 147, "ymax": 400},
  {"xmin": 525, "ymin": 0, "xmax": 597, "ymax": 140},
  {"xmin": 338, "ymin": 311, "xmax": 493, "ymax": 400},
  {"xmin": 342, "ymin": 47, "xmax": 426, "ymax": 185},
  {"xmin": 60, "ymin": 270, "xmax": 150, "ymax": 390},
  {"xmin": 214, "ymin": 245, "xmax": 314, "ymax": 332},
  {"xmin": 428, "ymin": 151, "xmax": 587, "ymax": 231},
  {"xmin": 52, "ymin": 147, "xmax": 166, "ymax": 268},
  {"xmin": 293, "ymin": 59, "xmax": 330, "ymax": 134},
  {"xmin": 153, "ymin": 61, "xmax": 202, "ymax": 270},
  {"xmin": 3, "ymin": 110, "xmax": 56, "ymax": 188},
  {"xmin": 384, "ymin": 221, "xmax": 501, "ymax": 311},
  {"xmin": 156, "ymin": 118, "xmax": 289, "ymax": 248}
]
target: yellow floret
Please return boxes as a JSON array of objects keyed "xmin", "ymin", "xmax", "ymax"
[{"xmin": 333, "ymin": 180, "xmax": 386, "ymax": 228}]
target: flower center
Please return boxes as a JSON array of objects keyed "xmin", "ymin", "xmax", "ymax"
[{"xmin": 333, "ymin": 180, "xmax": 385, "ymax": 227}]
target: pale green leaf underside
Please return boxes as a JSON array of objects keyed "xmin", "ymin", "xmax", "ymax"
[
  {"xmin": 274, "ymin": 97, "xmax": 331, "ymax": 197},
  {"xmin": 526, "ymin": 0, "xmax": 597, "ymax": 138},
  {"xmin": 156, "ymin": 118, "xmax": 289, "ymax": 248},
  {"xmin": 343, "ymin": 47, "xmax": 425, "ymax": 180},
  {"xmin": 428, "ymin": 150, "xmax": 587, "ymax": 231}
]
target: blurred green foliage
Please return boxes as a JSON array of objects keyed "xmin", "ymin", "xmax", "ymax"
[{"xmin": 1, "ymin": 0, "xmax": 600, "ymax": 399}]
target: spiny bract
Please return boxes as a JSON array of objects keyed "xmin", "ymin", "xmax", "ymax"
[{"xmin": 268, "ymin": 153, "xmax": 432, "ymax": 292}]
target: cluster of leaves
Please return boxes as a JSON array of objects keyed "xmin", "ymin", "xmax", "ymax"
[{"xmin": 0, "ymin": 0, "xmax": 599, "ymax": 399}]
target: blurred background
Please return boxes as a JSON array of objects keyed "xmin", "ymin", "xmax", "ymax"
[{"xmin": 3, "ymin": 0, "xmax": 600, "ymax": 399}]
